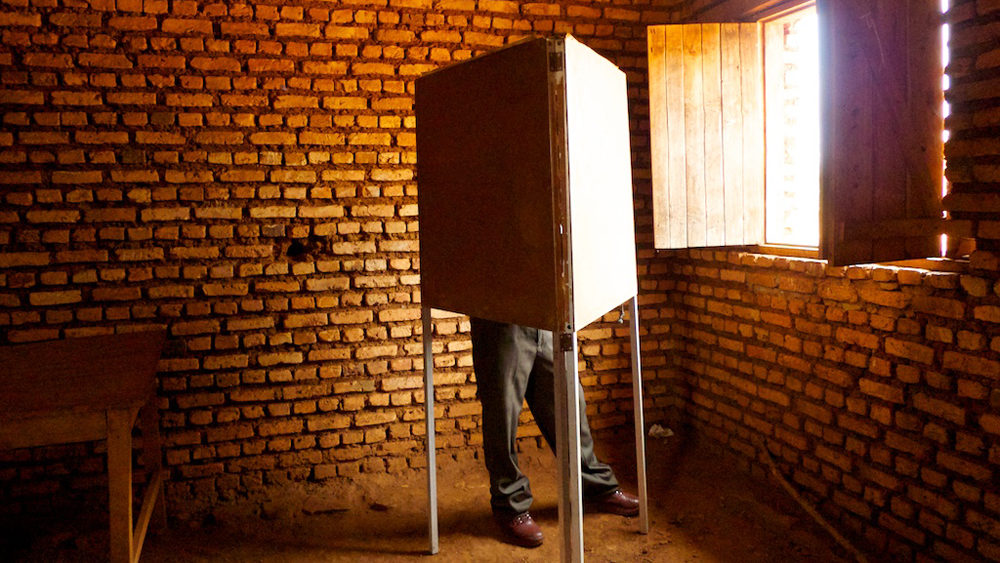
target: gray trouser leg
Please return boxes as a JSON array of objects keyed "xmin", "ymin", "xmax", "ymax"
[{"xmin": 471, "ymin": 318, "xmax": 619, "ymax": 515}]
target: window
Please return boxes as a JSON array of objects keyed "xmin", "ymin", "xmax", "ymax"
[
  {"xmin": 763, "ymin": 6, "xmax": 819, "ymax": 247},
  {"xmin": 648, "ymin": 0, "xmax": 949, "ymax": 266}
]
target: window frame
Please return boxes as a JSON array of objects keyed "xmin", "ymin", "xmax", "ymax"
[{"xmin": 648, "ymin": 0, "xmax": 958, "ymax": 267}]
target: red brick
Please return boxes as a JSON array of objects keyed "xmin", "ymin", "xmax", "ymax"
[
  {"xmin": 79, "ymin": 53, "xmax": 133, "ymax": 68},
  {"xmin": 93, "ymin": 287, "xmax": 141, "ymax": 301},
  {"xmin": 885, "ymin": 338, "xmax": 935, "ymax": 365},
  {"xmin": 109, "ymin": 16, "xmax": 157, "ymax": 30},
  {"xmin": 259, "ymin": 419, "xmax": 305, "ymax": 436},
  {"xmin": 303, "ymin": 61, "xmax": 349, "ymax": 74},
  {"xmin": 250, "ymin": 132, "xmax": 297, "ymax": 145},
  {"xmin": 191, "ymin": 56, "xmax": 241, "ymax": 72},
  {"xmin": 299, "ymin": 132, "xmax": 345, "ymax": 145},
  {"xmin": 859, "ymin": 286, "xmax": 909, "ymax": 309},
  {"xmin": 0, "ymin": 12, "xmax": 41, "ymax": 26},
  {"xmin": 28, "ymin": 290, "xmax": 81, "ymax": 306},
  {"xmin": 139, "ymin": 54, "xmax": 186, "ymax": 68},
  {"xmin": 76, "ymin": 131, "xmax": 130, "ymax": 144},
  {"xmin": 258, "ymin": 352, "xmax": 303, "ymax": 366},
  {"xmin": 0, "ymin": 91, "xmax": 43, "ymax": 104},
  {"xmin": 355, "ymin": 411, "xmax": 397, "ymax": 426},
  {"xmin": 161, "ymin": 18, "xmax": 213, "ymax": 34},
  {"xmin": 55, "ymin": 250, "xmax": 107, "ymax": 263},
  {"xmin": 859, "ymin": 378, "xmax": 904, "ymax": 403},
  {"xmin": 23, "ymin": 53, "xmax": 74, "ymax": 67},
  {"xmin": 944, "ymin": 351, "xmax": 1000, "ymax": 379},
  {"xmin": 249, "ymin": 58, "xmax": 295, "ymax": 72},
  {"xmin": 52, "ymin": 171, "xmax": 102, "ymax": 184},
  {"xmin": 165, "ymin": 93, "xmax": 213, "ymax": 107},
  {"xmin": 912, "ymin": 295, "xmax": 965, "ymax": 319},
  {"xmin": 27, "ymin": 210, "xmax": 80, "ymax": 223},
  {"xmin": 284, "ymin": 313, "xmax": 328, "ymax": 328},
  {"xmin": 913, "ymin": 393, "xmax": 966, "ymax": 425},
  {"xmin": 20, "ymin": 131, "xmax": 70, "ymax": 144},
  {"xmin": 0, "ymin": 171, "xmax": 41, "ymax": 184}
]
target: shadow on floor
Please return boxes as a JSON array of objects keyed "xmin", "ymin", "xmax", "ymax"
[{"xmin": 5, "ymin": 430, "xmax": 858, "ymax": 563}]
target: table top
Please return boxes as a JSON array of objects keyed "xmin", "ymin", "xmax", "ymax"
[{"xmin": 0, "ymin": 330, "xmax": 167, "ymax": 416}]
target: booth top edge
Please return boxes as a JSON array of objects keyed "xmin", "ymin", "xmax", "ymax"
[{"xmin": 414, "ymin": 33, "xmax": 586, "ymax": 85}]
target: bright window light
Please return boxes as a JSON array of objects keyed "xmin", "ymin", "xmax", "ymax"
[{"xmin": 763, "ymin": 6, "xmax": 820, "ymax": 248}]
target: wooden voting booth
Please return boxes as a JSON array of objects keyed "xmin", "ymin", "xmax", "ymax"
[{"xmin": 415, "ymin": 35, "xmax": 648, "ymax": 563}]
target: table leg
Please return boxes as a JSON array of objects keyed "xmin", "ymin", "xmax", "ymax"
[
  {"xmin": 107, "ymin": 408, "xmax": 134, "ymax": 563},
  {"xmin": 140, "ymin": 397, "xmax": 167, "ymax": 530}
]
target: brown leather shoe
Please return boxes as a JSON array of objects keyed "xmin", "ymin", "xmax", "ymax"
[
  {"xmin": 586, "ymin": 489, "xmax": 640, "ymax": 517},
  {"xmin": 492, "ymin": 510, "xmax": 544, "ymax": 548}
]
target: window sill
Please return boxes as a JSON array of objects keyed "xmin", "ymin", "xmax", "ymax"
[
  {"xmin": 749, "ymin": 244, "xmax": 820, "ymax": 259},
  {"xmin": 655, "ymin": 245, "xmax": 971, "ymax": 274},
  {"xmin": 753, "ymin": 245, "xmax": 970, "ymax": 273}
]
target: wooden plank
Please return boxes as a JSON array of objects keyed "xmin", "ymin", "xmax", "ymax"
[
  {"xmin": 683, "ymin": 25, "xmax": 707, "ymax": 247},
  {"xmin": 0, "ymin": 410, "xmax": 106, "ymax": 450},
  {"xmin": 720, "ymin": 23, "xmax": 745, "ymax": 245},
  {"xmin": 906, "ymin": 0, "xmax": 945, "ymax": 259},
  {"xmin": 763, "ymin": 18, "xmax": 784, "ymax": 244},
  {"xmin": 871, "ymin": 0, "xmax": 908, "ymax": 262},
  {"xmin": 821, "ymin": 0, "xmax": 874, "ymax": 265},
  {"xmin": 0, "ymin": 331, "xmax": 166, "ymax": 415},
  {"xmin": 843, "ymin": 218, "xmax": 955, "ymax": 240},
  {"xmin": 664, "ymin": 25, "xmax": 688, "ymax": 248},
  {"xmin": 415, "ymin": 38, "xmax": 558, "ymax": 330},
  {"xmin": 648, "ymin": 26, "xmax": 671, "ymax": 250},
  {"xmin": 549, "ymin": 37, "xmax": 574, "ymax": 336},
  {"xmin": 818, "ymin": 0, "xmax": 835, "ymax": 260},
  {"xmin": 702, "ymin": 24, "xmax": 725, "ymax": 246},
  {"xmin": 697, "ymin": 0, "xmax": 797, "ymax": 22},
  {"xmin": 140, "ymin": 396, "xmax": 167, "ymax": 530},
  {"xmin": 740, "ymin": 23, "xmax": 765, "ymax": 245},
  {"xmin": 565, "ymin": 35, "xmax": 638, "ymax": 329},
  {"xmin": 550, "ymin": 41, "xmax": 584, "ymax": 561},
  {"xmin": 107, "ymin": 408, "xmax": 134, "ymax": 563},
  {"xmin": 132, "ymin": 469, "xmax": 165, "ymax": 563}
]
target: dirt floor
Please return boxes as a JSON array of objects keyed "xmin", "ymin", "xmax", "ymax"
[{"xmin": 3, "ymin": 433, "xmax": 857, "ymax": 563}]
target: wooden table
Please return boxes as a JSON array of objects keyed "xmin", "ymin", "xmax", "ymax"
[{"xmin": 0, "ymin": 330, "xmax": 168, "ymax": 563}]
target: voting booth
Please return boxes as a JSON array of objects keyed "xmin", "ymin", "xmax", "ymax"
[{"xmin": 415, "ymin": 35, "xmax": 648, "ymax": 563}]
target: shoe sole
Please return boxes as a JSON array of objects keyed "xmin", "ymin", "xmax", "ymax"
[
  {"xmin": 504, "ymin": 535, "xmax": 543, "ymax": 548},
  {"xmin": 584, "ymin": 503, "xmax": 640, "ymax": 518}
]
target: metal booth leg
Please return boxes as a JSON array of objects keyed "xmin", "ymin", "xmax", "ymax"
[
  {"xmin": 554, "ymin": 330, "xmax": 584, "ymax": 563},
  {"xmin": 628, "ymin": 296, "xmax": 649, "ymax": 534},
  {"xmin": 422, "ymin": 306, "xmax": 439, "ymax": 554}
]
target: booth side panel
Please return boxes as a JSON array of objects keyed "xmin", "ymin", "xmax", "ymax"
[
  {"xmin": 564, "ymin": 37, "xmax": 639, "ymax": 329},
  {"xmin": 415, "ymin": 39, "xmax": 559, "ymax": 331}
]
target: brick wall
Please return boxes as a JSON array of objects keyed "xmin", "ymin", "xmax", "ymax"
[
  {"xmin": 943, "ymin": 0, "xmax": 1000, "ymax": 256},
  {"xmin": 0, "ymin": 0, "xmax": 680, "ymax": 519},
  {"xmin": 645, "ymin": 2, "xmax": 1000, "ymax": 562},
  {"xmin": 5, "ymin": 0, "xmax": 1000, "ymax": 561},
  {"xmin": 649, "ymin": 251, "xmax": 1000, "ymax": 562}
]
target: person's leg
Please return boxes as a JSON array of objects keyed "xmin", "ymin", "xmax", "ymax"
[
  {"xmin": 471, "ymin": 318, "xmax": 539, "ymax": 515},
  {"xmin": 523, "ymin": 329, "xmax": 619, "ymax": 497}
]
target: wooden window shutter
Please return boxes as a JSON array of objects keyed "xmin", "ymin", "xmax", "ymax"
[
  {"xmin": 648, "ymin": 23, "xmax": 765, "ymax": 250},
  {"xmin": 819, "ymin": 0, "xmax": 945, "ymax": 266}
]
